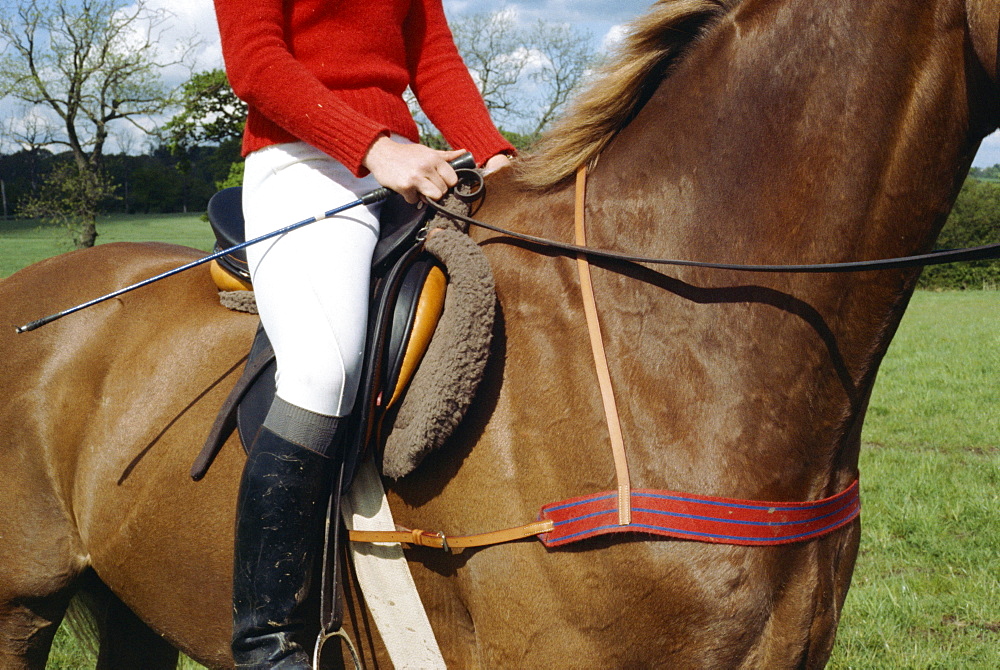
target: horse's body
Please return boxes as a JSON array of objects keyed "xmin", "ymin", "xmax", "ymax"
[{"xmin": 1, "ymin": 0, "xmax": 998, "ymax": 667}]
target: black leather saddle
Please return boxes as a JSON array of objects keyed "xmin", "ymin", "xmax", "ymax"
[{"xmin": 191, "ymin": 166, "xmax": 470, "ymax": 485}]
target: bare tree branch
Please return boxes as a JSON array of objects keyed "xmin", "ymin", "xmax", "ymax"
[
  {"xmin": 446, "ymin": 10, "xmax": 596, "ymax": 145},
  {"xmin": 0, "ymin": 0, "xmax": 197, "ymax": 247}
]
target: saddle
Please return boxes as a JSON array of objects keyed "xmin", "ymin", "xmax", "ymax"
[{"xmin": 190, "ymin": 166, "xmax": 480, "ymax": 489}]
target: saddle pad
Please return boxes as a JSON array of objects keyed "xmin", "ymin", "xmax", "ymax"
[{"xmin": 379, "ymin": 227, "xmax": 494, "ymax": 478}]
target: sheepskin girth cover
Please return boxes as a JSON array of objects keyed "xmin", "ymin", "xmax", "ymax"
[{"xmin": 381, "ymin": 199, "xmax": 495, "ymax": 478}]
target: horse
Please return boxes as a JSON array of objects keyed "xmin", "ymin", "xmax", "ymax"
[{"xmin": 1, "ymin": 0, "xmax": 998, "ymax": 667}]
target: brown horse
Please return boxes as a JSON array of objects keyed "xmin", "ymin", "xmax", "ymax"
[{"xmin": 1, "ymin": 0, "xmax": 998, "ymax": 667}]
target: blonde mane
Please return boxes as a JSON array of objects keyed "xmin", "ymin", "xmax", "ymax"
[{"xmin": 517, "ymin": 0, "xmax": 733, "ymax": 190}]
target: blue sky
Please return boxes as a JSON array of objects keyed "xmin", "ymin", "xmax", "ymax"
[
  {"xmin": 186, "ymin": 0, "xmax": 1000, "ymax": 165},
  {"xmin": 443, "ymin": 0, "xmax": 651, "ymax": 48},
  {"xmin": 3, "ymin": 0, "xmax": 999, "ymax": 165}
]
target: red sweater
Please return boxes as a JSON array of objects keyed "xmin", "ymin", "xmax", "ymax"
[{"xmin": 214, "ymin": 0, "xmax": 514, "ymax": 176}]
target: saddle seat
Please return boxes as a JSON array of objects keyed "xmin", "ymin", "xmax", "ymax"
[{"xmin": 194, "ymin": 185, "xmax": 451, "ymax": 487}]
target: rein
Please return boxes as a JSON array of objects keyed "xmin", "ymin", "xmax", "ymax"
[
  {"xmin": 349, "ymin": 165, "xmax": 870, "ymax": 552},
  {"xmin": 424, "ymin": 188, "xmax": 1000, "ymax": 275}
]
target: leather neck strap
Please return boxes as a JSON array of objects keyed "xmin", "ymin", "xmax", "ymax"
[{"xmin": 575, "ymin": 165, "xmax": 632, "ymax": 525}]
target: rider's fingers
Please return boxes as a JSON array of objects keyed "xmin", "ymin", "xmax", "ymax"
[{"xmin": 416, "ymin": 175, "xmax": 447, "ymax": 202}]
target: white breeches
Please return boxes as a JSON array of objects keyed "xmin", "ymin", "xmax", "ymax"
[{"xmin": 243, "ymin": 141, "xmax": 382, "ymax": 417}]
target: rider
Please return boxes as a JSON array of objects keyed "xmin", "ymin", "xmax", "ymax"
[{"xmin": 212, "ymin": 0, "xmax": 514, "ymax": 667}]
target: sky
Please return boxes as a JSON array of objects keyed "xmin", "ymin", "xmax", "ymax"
[
  {"xmin": 165, "ymin": 0, "xmax": 653, "ymax": 78},
  {"xmin": 170, "ymin": 0, "xmax": 1000, "ymax": 166},
  {"xmin": 3, "ymin": 0, "xmax": 1000, "ymax": 165}
]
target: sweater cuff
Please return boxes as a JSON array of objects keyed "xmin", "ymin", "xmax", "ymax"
[
  {"xmin": 313, "ymin": 118, "xmax": 393, "ymax": 177},
  {"xmin": 441, "ymin": 116, "xmax": 517, "ymax": 166}
]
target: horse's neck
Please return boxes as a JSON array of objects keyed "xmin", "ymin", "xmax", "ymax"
[
  {"xmin": 561, "ymin": 0, "xmax": 995, "ymax": 498},
  {"xmin": 598, "ymin": 0, "xmax": 988, "ymax": 264}
]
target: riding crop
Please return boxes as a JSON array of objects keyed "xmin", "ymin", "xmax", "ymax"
[{"xmin": 15, "ymin": 153, "xmax": 476, "ymax": 334}]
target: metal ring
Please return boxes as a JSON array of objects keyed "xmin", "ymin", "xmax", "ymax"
[{"xmin": 453, "ymin": 168, "xmax": 485, "ymax": 203}]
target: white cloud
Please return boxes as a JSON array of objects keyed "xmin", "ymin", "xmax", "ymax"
[
  {"xmin": 600, "ymin": 24, "xmax": 629, "ymax": 52},
  {"xmin": 973, "ymin": 131, "xmax": 1000, "ymax": 167},
  {"xmin": 133, "ymin": 0, "xmax": 223, "ymax": 81}
]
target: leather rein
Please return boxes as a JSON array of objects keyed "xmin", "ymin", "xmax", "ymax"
[
  {"xmin": 350, "ymin": 164, "xmax": 935, "ymax": 551},
  {"xmin": 349, "ymin": 159, "xmax": 998, "ymax": 551},
  {"xmin": 425, "ymin": 173, "xmax": 1000, "ymax": 274}
]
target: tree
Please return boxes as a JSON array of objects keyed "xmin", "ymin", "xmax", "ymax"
[
  {"xmin": 18, "ymin": 159, "xmax": 118, "ymax": 247},
  {"xmin": 164, "ymin": 69, "xmax": 246, "ymax": 191},
  {"xmin": 522, "ymin": 20, "xmax": 595, "ymax": 137},
  {"xmin": 406, "ymin": 10, "xmax": 596, "ymax": 150},
  {"xmin": 449, "ymin": 10, "xmax": 597, "ymax": 144},
  {"xmin": 919, "ymin": 177, "xmax": 1000, "ymax": 289},
  {"xmin": 163, "ymin": 69, "xmax": 246, "ymax": 156},
  {"xmin": 0, "ymin": 0, "xmax": 192, "ymax": 247}
]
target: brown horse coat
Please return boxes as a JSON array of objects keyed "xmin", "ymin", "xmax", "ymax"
[{"xmin": 1, "ymin": 0, "xmax": 998, "ymax": 667}]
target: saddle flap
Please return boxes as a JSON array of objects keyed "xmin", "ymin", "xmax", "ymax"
[
  {"xmin": 372, "ymin": 193, "xmax": 425, "ymax": 273},
  {"xmin": 197, "ymin": 247, "xmax": 446, "ymax": 487}
]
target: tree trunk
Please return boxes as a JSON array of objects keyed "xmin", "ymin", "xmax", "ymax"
[{"xmin": 77, "ymin": 218, "xmax": 99, "ymax": 249}]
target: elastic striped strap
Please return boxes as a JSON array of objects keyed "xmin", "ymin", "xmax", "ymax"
[
  {"xmin": 348, "ymin": 480, "xmax": 860, "ymax": 549},
  {"xmin": 538, "ymin": 480, "xmax": 860, "ymax": 547}
]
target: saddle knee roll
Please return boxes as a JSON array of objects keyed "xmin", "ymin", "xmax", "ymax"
[{"xmin": 388, "ymin": 264, "xmax": 446, "ymax": 408}]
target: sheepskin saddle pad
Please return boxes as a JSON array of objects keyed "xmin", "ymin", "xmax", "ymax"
[{"xmin": 193, "ymin": 187, "xmax": 494, "ymax": 483}]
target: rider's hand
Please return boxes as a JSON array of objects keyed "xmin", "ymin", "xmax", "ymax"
[
  {"xmin": 483, "ymin": 153, "xmax": 513, "ymax": 175},
  {"xmin": 362, "ymin": 136, "xmax": 467, "ymax": 204}
]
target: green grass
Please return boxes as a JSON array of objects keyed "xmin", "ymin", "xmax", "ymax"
[
  {"xmin": 829, "ymin": 291, "xmax": 1000, "ymax": 669},
  {"xmin": 3, "ymin": 222, "xmax": 996, "ymax": 667},
  {"xmin": 0, "ymin": 213, "xmax": 214, "ymax": 278}
]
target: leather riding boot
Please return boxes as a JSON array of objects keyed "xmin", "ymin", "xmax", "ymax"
[{"xmin": 231, "ymin": 425, "xmax": 333, "ymax": 670}]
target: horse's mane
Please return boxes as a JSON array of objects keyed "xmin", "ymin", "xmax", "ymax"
[{"xmin": 517, "ymin": 0, "xmax": 733, "ymax": 190}]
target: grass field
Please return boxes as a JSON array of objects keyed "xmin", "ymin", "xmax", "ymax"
[
  {"xmin": 3, "ymin": 217, "xmax": 997, "ymax": 668},
  {"xmin": 829, "ymin": 291, "xmax": 1000, "ymax": 669},
  {"xmin": 0, "ymin": 213, "xmax": 215, "ymax": 278}
]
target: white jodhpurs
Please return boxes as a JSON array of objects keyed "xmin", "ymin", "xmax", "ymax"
[{"xmin": 243, "ymin": 141, "xmax": 382, "ymax": 418}]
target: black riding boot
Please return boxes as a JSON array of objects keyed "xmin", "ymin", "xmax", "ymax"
[{"xmin": 231, "ymin": 425, "xmax": 333, "ymax": 670}]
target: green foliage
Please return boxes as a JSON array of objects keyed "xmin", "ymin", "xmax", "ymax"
[
  {"xmin": 0, "ymin": 148, "xmax": 52, "ymax": 216},
  {"xmin": 920, "ymin": 176, "xmax": 1000, "ymax": 290},
  {"xmin": 18, "ymin": 160, "xmax": 118, "ymax": 248},
  {"xmin": 0, "ymin": 144, "xmax": 239, "ymax": 217},
  {"xmin": 162, "ymin": 69, "xmax": 247, "ymax": 196},
  {"xmin": 216, "ymin": 159, "xmax": 245, "ymax": 190},
  {"xmin": 500, "ymin": 129, "xmax": 539, "ymax": 153},
  {"xmin": 164, "ymin": 69, "xmax": 247, "ymax": 158},
  {"xmin": 968, "ymin": 164, "xmax": 1000, "ymax": 181}
]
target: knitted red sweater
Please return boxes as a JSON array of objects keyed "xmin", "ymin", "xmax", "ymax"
[{"xmin": 214, "ymin": 0, "xmax": 514, "ymax": 176}]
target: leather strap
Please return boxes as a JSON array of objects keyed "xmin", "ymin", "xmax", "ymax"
[
  {"xmin": 575, "ymin": 165, "xmax": 632, "ymax": 525},
  {"xmin": 348, "ymin": 520, "xmax": 554, "ymax": 550},
  {"xmin": 427, "ymin": 203, "xmax": 1000, "ymax": 273},
  {"xmin": 346, "ymin": 168, "xmax": 862, "ymax": 553}
]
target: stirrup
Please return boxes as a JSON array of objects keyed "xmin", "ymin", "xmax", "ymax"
[{"xmin": 313, "ymin": 626, "xmax": 362, "ymax": 670}]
